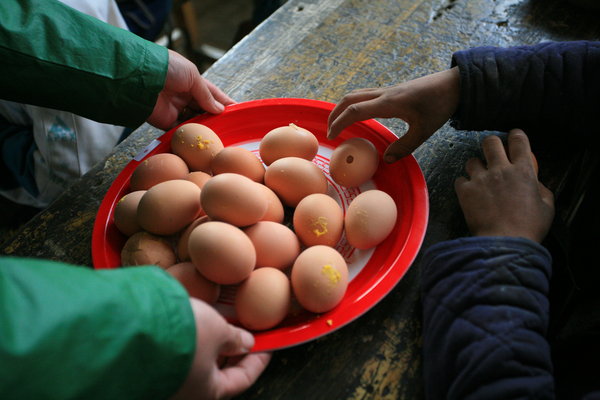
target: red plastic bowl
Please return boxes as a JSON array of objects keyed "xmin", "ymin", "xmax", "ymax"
[{"xmin": 92, "ymin": 98, "xmax": 429, "ymax": 352}]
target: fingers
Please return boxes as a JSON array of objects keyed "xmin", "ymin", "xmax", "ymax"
[
  {"xmin": 454, "ymin": 158, "xmax": 484, "ymax": 199},
  {"xmin": 328, "ymin": 89, "xmax": 379, "ymax": 126},
  {"xmin": 382, "ymin": 123, "xmax": 435, "ymax": 163},
  {"xmin": 215, "ymin": 353, "xmax": 272, "ymax": 399},
  {"xmin": 218, "ymin": 324, "xmax": 255, "ymax": 356},
  {"xmin": 190, "ymin": 77, "xmax": 236, "ymax": 115},
  {"xmin": 462, "ymin": 131, "xmax": 535, "ymax": 177},
  {"xmin": 178, "ymin": 79, "xmax": 234, "ymax": 123},
  {"xmin": 191, "ymin": 77, "xmax": 225, "ymax": 114},
  {"xmin": 205, "ymin": 79, "xmax": 236, "ymax": 106},
  {"xmin": 481, "ymin": 134, "xmax": 509, "ymax": 168},
  {"xmin": 464, "ymin": 157, "xmax": 486, "ymax": 177},
  {"xmin": 327, "ymin": 90, "xmax": 381, "ymax": 139},
  {"xmin": 211, "ymin": 324, "xmax": 269, "ymax": 399},
  {"xmin": 187, "ymin": 298, "xmax": 253, "ymax": 357},
  {"xmin": 506, "ymin": 128, "xmax": 535, "ymax": 169},
  {"xmin": 479, "ymin": 131, "xmax": 536, "ymax": 173}
]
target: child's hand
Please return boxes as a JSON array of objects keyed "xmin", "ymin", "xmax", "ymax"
[
  {"xmin": 454, "ymin": 129, "xmax": 555, "ymax": 243},
  {"xmin": 172, "ymin": 298, "xmax": 271, "ymax": 400},
  {"xmin": 148, "ymin": 50, "xmax": 236, "ymax": 130},
  {"xmin": 327, "ymin": 67, "xmax": 460, "ymax": 163}
]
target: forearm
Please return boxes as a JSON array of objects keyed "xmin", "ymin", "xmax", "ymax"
[
  {"xmin": 0, "ymin": 0, "xmax": 168, "ymax": 128},
  {"xmin": 421, "ymin": 237, "xmax": 554, "ymax": 400},
  {"xmin": 451, "ymin": 41, "xmax": 600, "ymax": 145},
  {"xmin": 0, "ymin": 257, "xmax": 194, "ymax": 400}
]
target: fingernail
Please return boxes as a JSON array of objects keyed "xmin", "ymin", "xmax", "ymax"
[
  {"xmin": 214, "ymin": 101, "xmax": 225, "ymax": 112},
  {"xmin": 240, "ymin": 330, "xmax": 254, "ymax": 352},
  {"xmin": 384, "ymin": 154, "xmax": 397, "ymax": 164}
]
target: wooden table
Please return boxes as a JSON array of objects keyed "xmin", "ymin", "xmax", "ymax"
[{"xmin": 3, "ymin": 0, "xmax": 599, "ymax": 398}]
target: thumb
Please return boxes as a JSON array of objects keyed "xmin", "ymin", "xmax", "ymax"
[
  {"xmin": 383, "ymin": 124, "xmax": 430, "ymax": 163},
  {"xmin": 220, "ymin": 325, "xmax": 255, "ymax": 356}
]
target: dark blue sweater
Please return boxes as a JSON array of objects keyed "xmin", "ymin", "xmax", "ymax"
[
  {"xmin": 450, "ymin": 41, "xmax": 600, "ymax": 147},
  {"xmin": 421, "ymin": 41, "xmax": 600, "ymax": 399},
  {"xmin": 422, "ymin": 238, "xmax": 554, "ymax": 399}
]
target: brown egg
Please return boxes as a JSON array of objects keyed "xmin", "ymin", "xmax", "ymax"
[
  {"xmin": 171, "ymin": 123, "xmax": 223, "ymax": 172},
  {"xmin": 177, "ymin": 215, "xmax": 210, "ymax": 261},
  {"xmin": 264, "ymin": 157, "xmax": 328, "ymax": 207},
  {"xmin": 243, "ymin": 221, "xmax": 301, "ymax": 270},
  {"xmin": 344, "ymin": 190, "xmax": 397, "ymax": 249},
  {"xmin": 259, "ymin": 184, "xmax": 285, "ymax": 223},
  {"xmin": 235, "ymin": 267, "xmax": 291, "ymax": 331},
  {"xmin": 129, "ymin": 153, "xmax": 189, "ymax": 191},
  {"xmin": 113, "ymin": 190, "xmax": 146, "ymax": 237},
  {"xmin": 293, "ymin": 193, "xmax": 344, "ymax": 247},
  {"xmin": 121, "ymin": 231, "xmax": 176, "ymax": 269},
  {"xmin": 137, "ymin": 179, "xmax": 202, "ymax": 236},
  {"xmin": 259, "ymin": 123, "xmax": 319, "ymax": 166},
  {"xmin": 167, "ymin": 262, "xmax": 221, "ymax": 303},
  {"xmin": 185, "ymin": 171, "xmax": 212, "ymax": 189},
  {"xmin": 329, "ymin": 137, "xmax": 379, "ymax": 188},
  {"xmin": 188, "ymin": 221, "xmax": 256, "ymax": 285},
  {"xmin": 291, "ymin": 245, "xmax": 349, "ymax": 313},
  {"xmin": 211, "ymin": 146, "xmax": 265, "ymax": 183},
  {"xmin": 201, "ymin": 173, "xmax": 267, "ymax": 227}
]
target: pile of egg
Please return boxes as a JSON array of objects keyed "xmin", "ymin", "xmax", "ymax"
[{"xmin": 114, "ymin": 122, "xmax": 398, "ymax": 331}]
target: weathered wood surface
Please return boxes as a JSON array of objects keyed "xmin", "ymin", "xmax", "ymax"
[{"xmin": 2, "ymin": 0, "xmax": 599, "ymax": 398}]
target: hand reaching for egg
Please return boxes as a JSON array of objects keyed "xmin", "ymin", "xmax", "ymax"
[
  {"xmin": 327, "ymin": 67, "xmax": 460, "ymax": 163},
  {"xmin": 171, "ymin": 298, "xmax": 271, "ymax": 400}
]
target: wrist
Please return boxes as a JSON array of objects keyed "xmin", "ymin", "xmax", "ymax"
[
  {"xmin": 472, "ymin": 229, "xmax": 543, "ymax": 244},
  {"xmin": 438, "ymin": 67, "xmax": 460, "ymax": 117}
]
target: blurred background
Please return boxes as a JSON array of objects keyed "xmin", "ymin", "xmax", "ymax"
[{"xmin": 160, "ymin": 0, "xmax": 286, "ymax": 71}]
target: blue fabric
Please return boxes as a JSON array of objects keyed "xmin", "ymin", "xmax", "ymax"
[
  {"xmin": 117, "ymin": 0, "xmax": 173, "ymax": 42},
  {"xmin": 0, "ymin": 114, "xmax": 38, "ymax": 196},
  {"xmin": 421, "ymin": 237, "xmax": 554, "ymax": 399},
  {"xmin": 450, "ymin": 40, "xmax": 600, "ymax": 150}
]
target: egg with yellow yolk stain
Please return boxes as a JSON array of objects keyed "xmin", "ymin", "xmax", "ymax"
[
  {"xmin": 293, "ymin": 193, "xmax": 343, "ymax": 247},
  {"xmin": 291, "ymin": 245, "xmax": 349, "ymax": 314},
  {"xmin": 170, "ymin": 123, "xmax": 223, "ymax": 173}
]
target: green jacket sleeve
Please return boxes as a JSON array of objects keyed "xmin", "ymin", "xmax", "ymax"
[
  {"xmin": 0, "ymin": 257, "xmax": 195, "ymax": 400},
  {"xmin": 0, "ymin": 0, "xmax": 168, "ymax": 128}
]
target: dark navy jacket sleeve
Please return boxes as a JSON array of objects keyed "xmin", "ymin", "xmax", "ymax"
[
  {"xmin": 450, "ymin": 41, "xmax": 600, "ymax": 147},
  {"xmin": 421, "ymin": 237, "xmax": 554, "ymax": 400}
]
